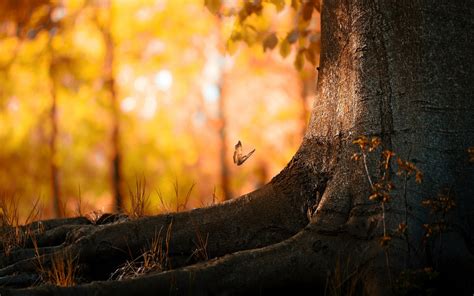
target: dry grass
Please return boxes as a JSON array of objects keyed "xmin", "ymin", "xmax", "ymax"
[
  {"xmin": 324, "ymin": 256, "xmax": 365, "ymax": 296},
  {"xmin": 211, "ymin": 186, "xmax": 218, "ymax": 205},
  {"xmin": 44, "ymin": 252, "xmax": 78, "ymax": 286},
  {"xmin": 74, "ymin": 184, "xmax": 83, "ymax": 217},
  {"xmin": 155, "ymin": 187, "xmax": 170, "ymax": 213},
  {"xmin": 110, "ymin": 221, "xmax": 173, "ymax": 280},
  {"xmin": 173, "ymin": 179, "xmax": 194, "ymax": 212},
  {"xmin": 0, "ymin": 194, "xmax": 42, "ymax": 256},
  {"xmin": 156, "ymin": 180, "xmax": 195, "ymax": 213},
  {"xmin": 128, "ymin": 177, "xmax": 150, "ymax": 218},
  {"xmin": 85, "ymin": 210, "xmax": 104, "ymax": 224},
  {"xmin": 200, "ymin": 186, "xmax": 219, "ymax": 208},
  {"xmin": 32, "ymin": 236, "xmax": 78, "ymax": 287},
  {"xmin": 189, "ymin": 222, "xmax": 209, "ymax": 262}
]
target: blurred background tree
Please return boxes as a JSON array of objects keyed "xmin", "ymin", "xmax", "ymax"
[{"xmin": 0, "ymin": 0, "xmax": 320, "ymax": 220}]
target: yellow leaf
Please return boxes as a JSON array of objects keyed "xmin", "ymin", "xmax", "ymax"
[
  {"xmin": 351, "ymin": 153, "xmax": 361, "ymax": 161},
  {"xmin": 291, "ymin": 0, "xmax": 299, "ymax": 10},
  {"xmin": 268, "ymin": 0, "xmax": 285, "ymax": 12},
  {"xmin": 226, "ymin": 39, "xmax": 238, "ymax": 55},
  {"xmin": 369, "ymin": 192, "xmax": 380, "ymax": 201},
  {"xmin": 279, "ymin": 38, "xmax": 290, "ymax": 58},
  {"xmin": 415, "ymin": 171, "xmax": 423, "ymax": 183},
  {"xmin": 294, "ymin": 49, "xmax": 304, "ymax": 70},
  {"xmin": 287, "ymin": 29, "xmax": 299, "ymax": 44},
  {"xmin": 301, "ymin": 2, "xmax": 313, "ymax": 21},
  {"xmin": 262, "ymin": 32, "xmax": 278, "ymax": 51},
  {"xmin": 353, "ymin": 136, "xmax": 368, "ymax": 150},
  {"xmin": 304, "ymin": 49, "xmax": 316, "ymax": 65},
  {"xmin": 204, "ymin": 0, "xmax": 221, "ymax": 14}
]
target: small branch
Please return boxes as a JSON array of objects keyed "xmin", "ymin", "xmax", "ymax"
[
  {"xmin": 381, "ymin": 202, "xmax": 386, "ymax": 237},
  {"xmin": 362, "ymin": 153, "xmax": 374, "ymax": 188}
]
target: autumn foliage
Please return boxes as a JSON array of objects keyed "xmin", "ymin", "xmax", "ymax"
[{"xmin": 0, "ymin": 0, "xmax": 318, "ymax": 220}]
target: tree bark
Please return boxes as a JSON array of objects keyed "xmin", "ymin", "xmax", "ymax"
[{"xmin": 1, "ymin": 0, "xmax": 473, "ymax": 295}]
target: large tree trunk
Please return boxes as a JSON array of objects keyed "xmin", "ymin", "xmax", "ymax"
[{"xmin": 0, "ymin": 0, "xmax": 472, "ymax": 295}]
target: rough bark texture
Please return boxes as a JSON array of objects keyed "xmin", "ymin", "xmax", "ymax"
[{"xmin": 1, "ymin": 0, "xmax": 473, "ymax": 295}]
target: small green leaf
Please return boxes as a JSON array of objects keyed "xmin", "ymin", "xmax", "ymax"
[
  {"xmin": 263, "ymin": 32, "xmax": 278, "ymax": 51},
  {"xmin": 279, "ymin": 38, "xmax": 291, "ymax": 58}
]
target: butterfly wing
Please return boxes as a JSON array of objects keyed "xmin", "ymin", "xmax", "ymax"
[
  {"xmin": 233, "ymin": 141, "xmax": 242, "ymax": 164},
  {"xmin": 239, "ymin": 149, "xmax": 255, "ymax": 165}
]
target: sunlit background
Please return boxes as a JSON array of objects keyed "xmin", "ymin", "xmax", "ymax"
[{"xmin": 0, "ymin": 0, "xmax": 320, "ymax": 221}]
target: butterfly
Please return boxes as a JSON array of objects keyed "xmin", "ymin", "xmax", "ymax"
[{"xmin": 233, "ymin": 140, "xmax": 255, "ymax": 166}]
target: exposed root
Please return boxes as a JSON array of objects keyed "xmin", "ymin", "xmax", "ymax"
[
  {"xmin": 0, "ymin": 139, "xmax": 332, "ymax": 291},
  {"xmin": 2, "ymin": 224, "xmax": 379, "ymax": 296},
  {"xmin": 0, "ymin": 178, "xmax": 326, "ymax": 284}
]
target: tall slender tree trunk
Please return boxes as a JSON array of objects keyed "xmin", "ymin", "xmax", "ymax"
[
  {"xmin": 215, "ymin": 17, "xmax": 231, "ymax": 201},
  {"xmin": 48, "ymin": 45, "xmax": 62, "ymax": 218},
  {"xmin": 100, "ymin": 0, "xmax": 124, "ymax": 212},
  {"xmin": 217, "ymin": 76, "xmax": 231, "ymax": 201}
]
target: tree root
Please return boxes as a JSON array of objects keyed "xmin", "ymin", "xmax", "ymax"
[
  {"xmin": 1, "ymin": 224, "xmax": 378, "ymax": 296},
  {"xmin": 0, "ymin": 139, "xmax": 333, "ymax": 291},
  {"xmin": 0, "ymin": 169, "xmax": 328, "ymax": 281}
]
